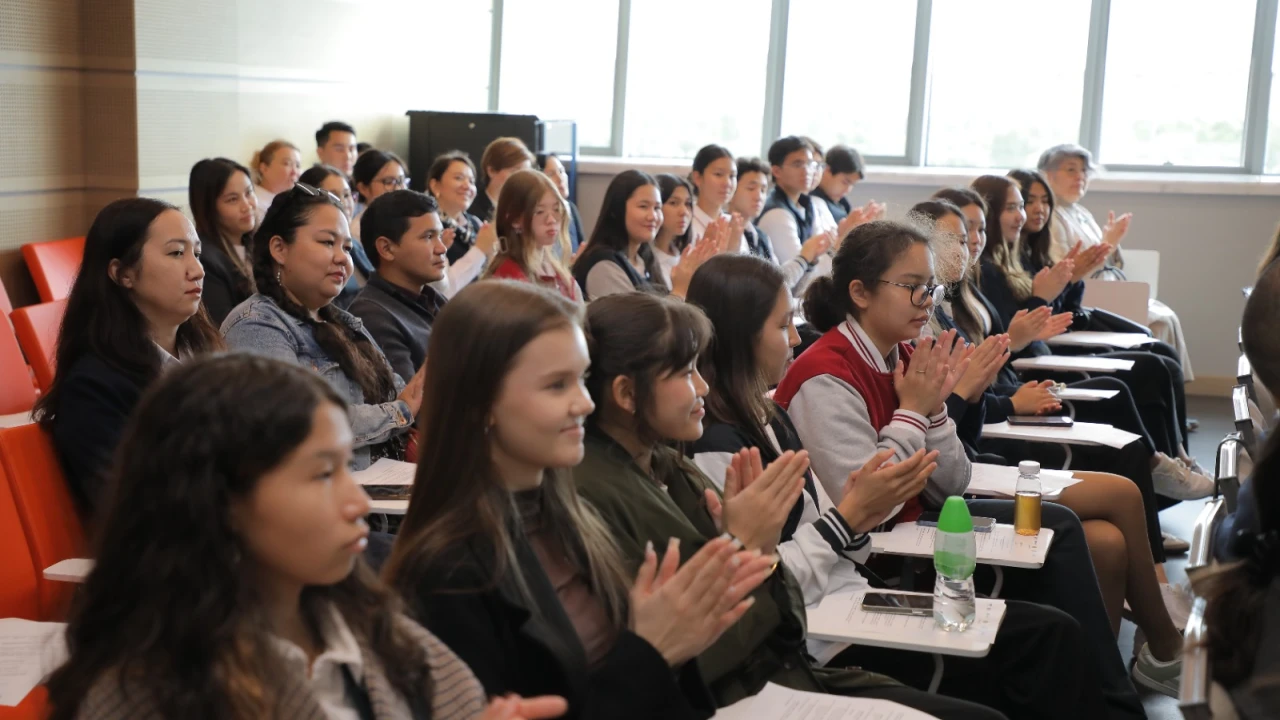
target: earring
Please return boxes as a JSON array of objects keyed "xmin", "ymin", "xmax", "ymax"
[{"xmin": 275, "ymin": 268, "xmax": 282, "ymax": 284}]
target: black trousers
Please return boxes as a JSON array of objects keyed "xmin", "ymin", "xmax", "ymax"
[
  {"xmin": 967, "ymin": 500, "xmax": 1147, "ymax": 720},
  {"xmin": 832, "ymin": 599, "xmax": 1107, "ymax": 720}
]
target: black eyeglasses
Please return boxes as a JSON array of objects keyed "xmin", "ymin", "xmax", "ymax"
[{"xmin": 880, "ymin": 280, "xmax": 945, "ymax": 308}]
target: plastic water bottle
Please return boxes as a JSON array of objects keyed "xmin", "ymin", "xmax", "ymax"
[
  {"xmin": 1014, "ymin": 460, "xmax": 1042, "ymax": 537},
  {"xmin": 933, "ymin": 496, "xmax": 977, "ymax": 631}
]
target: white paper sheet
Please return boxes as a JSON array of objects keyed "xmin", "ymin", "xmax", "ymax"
[
  {"xmin": 43, "ymin": 558, "xmax": 93, "ymax": 583},
  {"xmin": 352, "ymin": 458, "xmax": 417, "ymax": 486},
  {"xmin": 982, "ymin": 420, "xmax": 1142, "ymax": 449},
  {"xmin": 0, "ymin": 412, "xmax": 32, "ymax": 429},
  {"xmin": 1044, "ymin": 331, "xmax": 1156, "ymax": 349},
  {"xmin": 965, "ymin": 463, "xmax": 1080, "ymax": 500},
  {"xmin": 0, "ymin": 619, "xmax": 66, "ymax": 707},
  {"xmin": 806, "ymin": 590, "xmax": 1005, "ymax": 658},
  {"xmin": 714, "ymin": 681, "xmax": 943, "ymax": 720},
  {"xmin": 1053, "ymin": 387, "xmax": 1119, "ymax": 401},
  {"xmin": 870, "ymin": 522, "xmax": 1053, "ymax": 569},
  {"xmin": 368, "ymin": 499, "xmax": 408, "ymax": 515},
  {"xmin": 1011, "ymin": 355, "xmax": 1135, "ymax": 373}
]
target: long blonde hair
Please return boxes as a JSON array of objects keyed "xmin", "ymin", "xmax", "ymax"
[
  {"xmin": 484, "ymin": 169, "xmax": 573, "ymax": 290},
  {"xmin": 971, "ymin": 175, "xmax": 1034, "ymax": 301},
  {"xmin": 250, "ymin": 140, "xmax": 299, "ymax": 185}
]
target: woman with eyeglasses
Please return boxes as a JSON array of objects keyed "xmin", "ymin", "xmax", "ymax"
[
  {"xmin": 222, "ymin": 183, "xmax": 425, "ymax": 471},
  {"xmin": 300, "ymin": 164, "xmax": 373, "ymax": 310},
  {"xmin": 773, "ymin": 220, "xmax": 1151, "ymax": 719},
  {"xmin": 351, "ymin": 150, "xmax": 409, "ymax": 241}
]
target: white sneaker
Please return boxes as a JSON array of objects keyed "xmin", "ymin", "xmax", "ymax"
[
  {"xmin": 1176, "ymin": 450, "xmax": 1209, "ymax": 476},
  {"xmin": 1132, "ymin": 642, "xmax": 1181, "ymax": 698},
  {"xmin": 1152, "ymin": 452, "xmax": 1214, "ymax": 500}
]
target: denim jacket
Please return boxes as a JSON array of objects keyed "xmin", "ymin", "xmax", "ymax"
[{"xmin": 222, "ymin": 294, "xmax": 412, "ymax": 469}]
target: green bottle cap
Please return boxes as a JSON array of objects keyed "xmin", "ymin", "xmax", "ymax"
[{"xmin": 936, "ymin": 496, "xmax": 972, "ymax": 533}]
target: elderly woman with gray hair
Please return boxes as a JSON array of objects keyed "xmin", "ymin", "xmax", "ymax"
[{"xmin": 1037, "ymin": 143, "xmax": 1194, "ymax": 382}]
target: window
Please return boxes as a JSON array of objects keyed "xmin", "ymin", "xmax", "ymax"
[
  {"xmin": 924, "ymin": 0, "xmax": 1092, "ymax": 168},
  {"xmin": 780, "ymin": 1, "xmax": 917, "ymax": 157},
  {"xmin": 411, "ymin": 0, "xmax": 493, "ymax": 112},
  {"xmin": 498, "ymin": 0, "xmax": 620, "ymax": 148},
  {"xmin": 1099, "ymin": 0, "xmax": 1255, "ymax": 167},
  {"xmin": 1264, "ymin": 7, "xmax": 1280, "ymax": 173},
  {"xmin": 622, "ymin": 0, "xmax": 772, "ymax": 158}
]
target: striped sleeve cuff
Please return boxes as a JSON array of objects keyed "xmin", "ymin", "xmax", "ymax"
[
  {"xmin": 927, "ymin": 406, "xmax": 950, "ymax": 429},
  {"xmin": 890, "ymin": 409, "xmax": 929, "ymax": 435},
  {"xmin": 814, "ymin": 507, "xmax": 871, "ymax": 556}
]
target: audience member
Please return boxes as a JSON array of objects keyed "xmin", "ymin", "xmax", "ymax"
[
  {"xmin": 579, "ymin": 291, "xmax": 1009, "ymax": 719},
  {"xmin": 1038, "ymin": 144, "xmax": 1194, "ymax": 378},
  {"xmin": 653, "ymin": 173, "xmax": 695, "ymax": 287},
  {"xmin": 33, "ymin": 198, "xmax": 222, "ymax": 512},
  {"xmin": 251, "ymin": 140, "xmax": 302, "ymax": 225},
  {"xmin": 471, "ymin": 137, "xmax": 535, "ymax": 222},
  {"xmin": 348, "ymin": 189, "xmax": 449, "ymax": 381},
  {"xmin": 315, "ymin": 120, "xmax": 359, "ymax": 177},
  {"xmin": 351, "ymin": 149, "xmax": 409, "ymax": 240},
  {"xmin": 538, "ymin": 152, "xmax": 585, "ymax": 252},
  {"xmin": 484, "ymin": 169, "xmax": 580, "ymax": 301},
  {"xmin": 685, "ymin": 254, "xmax": 1122, "ymax": 717},
  {"xmin": 385, "ymin": 281, "xmax": 769, "ymax": 719},
  {"xmin": 222, "ymin": 183, "xmax": 422, "ymax": 469},
  {"xmin": 189, "ymin": 158, "xmax": 258, "ymax": 325},
  {"xmin": 688, "ymin": 144, "xmax": 737, "ymax": 245},
  {"xmin": 299, "ymin": 164, "xmax": 371, "ymax": 309},
  {"xmin": 773, "ymin": 221, "xmax": 1147, "ymax": 717},
  {"xmin": 427, "ymin": 151, "xmax": 487, "ymax": 265},
  {"xmin": 572, "ymin": 170, "xmax": 714, "ymax": 300},
  {"xmin": 44, "ymin": 353, "xmax": 568, "ymax": 720},
  {"xmin": 730, "ymin": 156, "xmax": 829, "ymax": 292},
  {"xmin": 811, "ymin": 145, "xmax": 865, "ymax": 223}
]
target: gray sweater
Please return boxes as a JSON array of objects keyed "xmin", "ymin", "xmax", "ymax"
[{"xmin": 784, "ymin": 319, "xmax": 971, "ymax": 520}]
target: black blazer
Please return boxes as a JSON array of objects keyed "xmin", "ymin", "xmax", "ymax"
[
  {"xmin": 50, "ymin": 354, "xmax": 147, "ymax": 512},
  {"xmin": 408, "ymin": 537, "xmax": 715, "ymax": 720},
  {"xmin": 468, "ymin": 192, "xmax": 495, "ymax": 224},
  {"xmin": 200, "ymin": 242, "xmax": 253, "ymax": 326}
]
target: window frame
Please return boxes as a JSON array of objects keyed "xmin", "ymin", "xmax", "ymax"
[{"xmin": 485, "ymin": 0, "xmax": 1280, "ymax": 174}]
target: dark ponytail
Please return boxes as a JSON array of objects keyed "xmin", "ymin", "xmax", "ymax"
[
  {"xmin": 802, "ymin": 219, "xmax": 932, "ymax": 332},
  {"xmin": 251, "ymin": 186, "xmax": 399, "ymax": 404}
]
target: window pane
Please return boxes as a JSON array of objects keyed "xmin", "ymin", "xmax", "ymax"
[
  {"xmin": 782, "ymin": 1, "xmax": 916, "ymax": 157},
  {"xmin": 1263, "ymin": 8, "xmax": 1280, "ymax": 172},
  {"xmin": 925, "ymin": 0, "xmax": 1091, "ymax": 168},
  {"xmin": 1100, "ymin": 0, "xmax": 1254, "ymax": 167},
  {"xmin": 499, "ymin": 0, "xmax": 619, "ymax": 148},
  {"xmin": 421, "ymin": 1, "xmax": 493, "ymax": 111},
  {"xmin": 623, "ymin": 0, "xmax": 772, "ymax": 158}
]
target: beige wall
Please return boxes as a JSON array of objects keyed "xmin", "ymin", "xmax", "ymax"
[{"xmin": 0, "ymin": 0, "xmax": 490, "ymax": 308}]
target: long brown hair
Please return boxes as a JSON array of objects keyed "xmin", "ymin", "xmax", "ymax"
[
  {"xmin": 1008, "ymin": 168, "xmax": 1057, "ymax": 269},
  {"xmin": 46, "ymin": 355, "xmax": 431, "ymax": 720},
  {"xmin": 251, "ymin": 185, "xmax": 398, "ymax": 405},
  {"xmin": 932, "ymin": 187, "xmax": 989, "ymax": 340},
  {"xmin": 384, "ymin": 281, "xmax": 631, "ymax": 627},
  {"xmin": 480, "ymin": 136, "xmax": 535, "ymax": 183},
  {"xmin": 483, "ymin": 169, "xmax": 573, "ymax": 289},
  {"xmin": 971, "ymin": 174, "xmax": 1034, "ymax": 300}
]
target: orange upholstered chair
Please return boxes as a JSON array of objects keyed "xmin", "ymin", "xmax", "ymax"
[
  {"xmin": 0, "ymin": 317, "xmax": 37, "ymax": 415},
  {"xmin": 22, "ymin": 236, "xmax": 84, "ymax": 303},
  {"xmin": 0, "ymin": 423, "xmax": 86, "ymax": 621},
  {"xmin": 10, "ymin": 299, "xmax": 65, "ymax": 394}
]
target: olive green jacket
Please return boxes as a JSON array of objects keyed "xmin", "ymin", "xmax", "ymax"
[{"xmin": 574, "ymin": 430, "xmax": 898, "ymax": 707}]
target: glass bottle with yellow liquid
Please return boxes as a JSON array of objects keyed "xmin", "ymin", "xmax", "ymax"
[{"xmin": 1014, "ymin": 460, "xmax": 1042, "ymax": 536}]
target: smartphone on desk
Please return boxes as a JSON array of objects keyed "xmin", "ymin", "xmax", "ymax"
[
  {"xmin": 917, "ymin": 512, "xmax": 995, "ymax": 532},
  {"xmin": 861, "ymin": 592, "xmax": 934, "ymax": 617},
  {"xmin": 1007, "ymin": 415, "xmax": 1073, "ymax": 428}
]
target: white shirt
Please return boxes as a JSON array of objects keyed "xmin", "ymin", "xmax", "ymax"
[
  {"xmin": 154, "ymin": 342, "xmax": 181, "ymax": 368},
  {"xmin": 758, "ymin": 194, "xmax": 832, "ymax": 297},
  {"xmin": 653, "ymin": 246, "xmax": 679, "ymax": 288},
  {"xmin": 271, "ymin": 604, "xmax": 411, "ymax": 720},
  {"xmin": 254, "ymin": 185, "xmax": 276, "ymax": 226}
]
